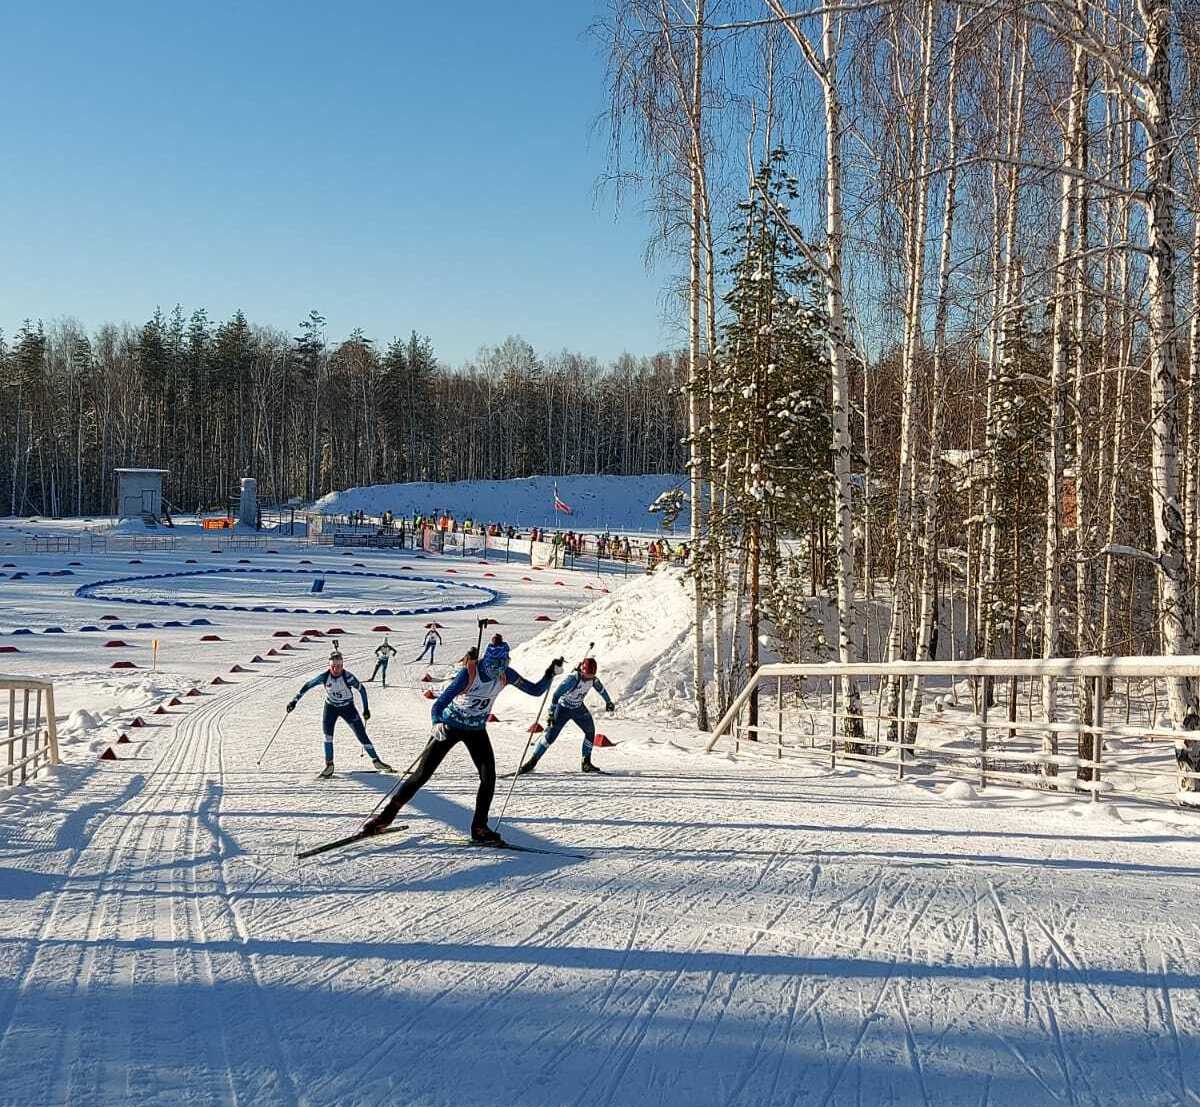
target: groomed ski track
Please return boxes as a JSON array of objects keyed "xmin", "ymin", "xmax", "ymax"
[{"xmin": 1, "ymin": 537, "xmax": 1199, "ymax": 1105}]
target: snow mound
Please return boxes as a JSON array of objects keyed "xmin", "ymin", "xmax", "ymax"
[
  {"xmin": 505, "ymin": 566, "xmax": 698, "ymax": 721},
  {"xmin": 942, "ymin": 780, "xmax": 976, "ymax": 801},
  {"xmin": 64, "ymin": 709, "xmax": 101, "ymax": 734},
  {"xmin": 315, "ymin": 474, "xmax": 686, "ymax": 533}
]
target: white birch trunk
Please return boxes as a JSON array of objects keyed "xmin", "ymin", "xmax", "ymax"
[
  {"xmin": 885, "ymin": 0, "xmax": 938, "ymax": 737},
  {"xmin": 689, "ymin": 0, "xmax": 710, "ymax": 730},
  {"xmin": 909, "ymin": 2, "xmax": 963, "ymax": 741},
  {"xmin": 1139, "ymin": 0, "xmax": 1200, "ymax": 789},
  {"xmin": 981, "ymin": 25, "xmax": 1028, "ymax": 665},
  {"xmin": 1041, "ymin": 17, "xmax": 1086, "ymax": 756},
  {"xmin": 765, "ymin": 0, "xmax": 864, "ymax": 738}
]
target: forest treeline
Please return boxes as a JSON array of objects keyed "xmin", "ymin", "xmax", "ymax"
[{"xmin": 0, "ymin": 310, "xmax": 688, "ymax": 516}]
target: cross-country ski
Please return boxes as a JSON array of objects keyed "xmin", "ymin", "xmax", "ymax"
[{"xmin": 296, "ymin": 824, "xmax": 411, "ymax": 860}]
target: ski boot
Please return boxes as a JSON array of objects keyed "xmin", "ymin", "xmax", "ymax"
[
  {"xmin": 318, "ymin": 762, "xmax": 335, "ymax": 779},
  {"xmin": 581, "ymin": 757, "xmax": 602, "ymax": 774},
  {"xmin": 517, "ymin": 755, "xmax": 540, "ymax": 776},
  {"xmin": 470, "ymin": 824, "xmax": 505, "ymax": 846},
  {"xmin": 372, "ymin": 757, "xmax": 395, "ymax": 773}
]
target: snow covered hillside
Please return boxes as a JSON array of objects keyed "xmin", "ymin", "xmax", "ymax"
[
  {"xmin": 507, "ymin": 565, "xmax": 702, "ymax": 721},
  {"xmin": 316, "ymin": 473, "xmax": 687, "ymax": 532},
  {"xmin": 1, "ymin": 518, "xmax": 1199, "ymax": 1106}
]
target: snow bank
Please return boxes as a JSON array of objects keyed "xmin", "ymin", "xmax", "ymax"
[
  {"xmin": 506, "ymin": 565, "xmax": 700, "ymax": 721},
  {"xmin": 315, "ymin": 474, "xmax": 687, "ymax": 533}
]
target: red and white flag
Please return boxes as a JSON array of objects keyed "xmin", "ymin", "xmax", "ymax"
[{"xmin": 553, "ymin": 483, "xmax": 572, "ymax": 515}]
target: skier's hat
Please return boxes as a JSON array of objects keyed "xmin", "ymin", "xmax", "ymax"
[
  {"xmin": 329, "ymin": 649, "xmax": 344, "ymax": 662},
  {"xmin": 483, "ymin": 635, "xmax": 509, "ymax": 669}
]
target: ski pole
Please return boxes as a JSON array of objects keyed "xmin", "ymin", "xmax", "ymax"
[
  {"xmin": 366, "ymin": 737, "xmax": 432, "ymax": 817},
  {"xmin": 493, "ymin": 682, "xmax": 554, "ymax": 836},
  {"xmin": 256, "ymin": 713, "xmax": 289, "ymax": 767},
  {"xmin": 494, "ymin": 648, "xmax": 579, "ymax": 835}
]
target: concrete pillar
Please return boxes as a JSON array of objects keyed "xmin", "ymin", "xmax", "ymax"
[{"xmin": 239, "ymin": 478, "xmax": 258, "ymax": 529}]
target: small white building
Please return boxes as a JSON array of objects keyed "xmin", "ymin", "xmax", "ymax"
[{"xmin": 114, "ymin": 468, "xmax": 169, "ymax": 522}]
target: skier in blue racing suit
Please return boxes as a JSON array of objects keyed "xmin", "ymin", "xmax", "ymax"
[
  {"xmin": 518, "ymin": 656, "xmax": 616, "ymax": 774},
  {"xmin": 362, "ymin": 635, "xmax": 563, "ymax": 843},
  {"xmin": 288, "ymin": 650, "xmax": 393, "ymax": 777}
]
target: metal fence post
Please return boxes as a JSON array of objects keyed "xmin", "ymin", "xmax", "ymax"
[
  {"xmin": 21, "ymin": 689, "xmax": 30, "ymax": 785},
  {"xmin": 6, "ymin": 688, "xmax": 13, "ymax": 788},
  {"xmin": 830, "ymin": 675, "xmax": 838, "ymax": 770},
  {"xmin": 776, "ymin": 675, "xmax": 783, "ymax": 759},
  {"xmin": 979, "ymin": 675, "xmax": 990, "ymax": 789}
]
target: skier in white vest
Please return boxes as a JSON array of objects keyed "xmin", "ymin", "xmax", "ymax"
[
  {"xmin": 415, "ymin": 626, "xmax": 443, "ymax": 664},
  {"xmin": 287, "ymin": 650, "xmax": 394, "ymax": 777},
  {"xmin": 367, "ymin": 636, "xmax": 398, "ymax": 685},
  {"xmin": 362, "ymin": 635, "xmax": 562, "ymax": 843}
]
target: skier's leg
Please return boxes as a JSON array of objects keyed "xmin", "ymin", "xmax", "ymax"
[
  {"xmin": 370, "ymin": 731, "xmax": 458, "ymax": 828},
  {"xmin": 344, "ymin": 706, "xmax": 382, "ymax": 760},
  {"xmin": 380, "ymin": 659, "xmax": 389, "ymax": 687},
  {"xmin": 462, "ymin": 728, "xmax": 497, "ymax": 830},
  {"xmin": 321, "ymin": 702, "xmax": 337, "ymax": 766},
  {"xmin": 577, "ymin": 709, "xmax": 597, "ymax": 761},
  {"xmin": 530, "ymin": 709, "xmax": 570, "ymax": 761}
]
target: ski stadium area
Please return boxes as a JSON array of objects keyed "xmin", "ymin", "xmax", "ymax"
[{"xmin": 0, "ymin": 496, "xmax": 1198, "ymax": 1107}]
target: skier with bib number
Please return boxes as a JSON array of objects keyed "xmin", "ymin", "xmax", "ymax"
[
  {"xmin": 518, "ymin": 657, "xmax": 616, "ymax": 774},
  {"xmin": 415, "ymin": 626, "xmax": 442, "ymax": 664},
  {"xmin": 287, "ymin": 650, "xmax": 394, "ymax": 777},
  {"xmin": 367, "ymin": 636, "xmax": 397, "ymax": 685},
  {"xmin": 362, "ymin": 635, "xmax": 562, "ymax": 843}
]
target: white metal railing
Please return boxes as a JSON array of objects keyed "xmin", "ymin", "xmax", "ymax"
[
  {"xmin": 1, "ymin": 676, "xmax": 59, "ymax": 787},
  {"xmin": 705, "ymin": 657, "xmax": 1200, "ymax": 806}
]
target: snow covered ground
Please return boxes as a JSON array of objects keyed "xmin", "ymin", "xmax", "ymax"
[
  {"xmin": 316, "ymin": 473, "xmax": 688, "ymax": 532},
  {"xmin": 0, "ymin": 522, "xmax": 1199, "ymax": 1106}
]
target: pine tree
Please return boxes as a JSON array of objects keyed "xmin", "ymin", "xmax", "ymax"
[{"xmin": 708, "ymin": 151, "xmax": 833, "ymax": 733}]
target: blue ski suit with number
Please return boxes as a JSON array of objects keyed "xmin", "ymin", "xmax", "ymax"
[
  {"xmin": 369, "ymin": 655, "xmax": 556, "ymax": 832},
  {"xmin": 291, "ymin": 669, "xmax": 380, "ymax": 765},
  {"xmin": 532, "ymin": 671, "xmax": 614, "ymax": 761}
]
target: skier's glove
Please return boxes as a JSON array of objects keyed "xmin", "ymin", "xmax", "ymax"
[
  {"xmin": 546, "ymin": 708, "xmax": 557, "ymax": 726},
  {"xmin": 286, "ymin": 700, "xmax": 296, "ymax": 713},
  {"xmin": 605, "ymin": 702, "xmax": 616, "ymax": 714},
  {"xmin": 544, "ymin": 657, "xmax": 565, "ymax": 679},
  {"xmin": 363, "ymin": 708, "xmax": 371, "ymax": 721},
  {"xmin": 431, "ymin": 722, "xmax": 448, "ymax": 742}
]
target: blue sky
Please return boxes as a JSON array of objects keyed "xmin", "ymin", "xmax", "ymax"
[{"xmin": 1, "ymin": 2, "xmax": 675, "ymax": 365}]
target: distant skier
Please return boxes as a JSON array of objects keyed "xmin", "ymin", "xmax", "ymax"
[
  {"xmin": 367, "ymin": 636, "xmax": 398, "ymax": 685},
  {"xmin": 518, "ymin": 657, "xmax": 615, "ymax": 774},
  {"xmin": 415, "ymin": 626, "xmax": 442, "ymax": 664},
  {"xmin": 287, "ymin": 650, "xmax": 394, "ymax": 777},
  {"xmin": 362, "ymin": 635, "xmax": 563, "ymax": 844}
]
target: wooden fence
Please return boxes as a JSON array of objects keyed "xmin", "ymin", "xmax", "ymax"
[{"xmin": 2, "ymin": 676, "xmax": 59, "ymax": 787}]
